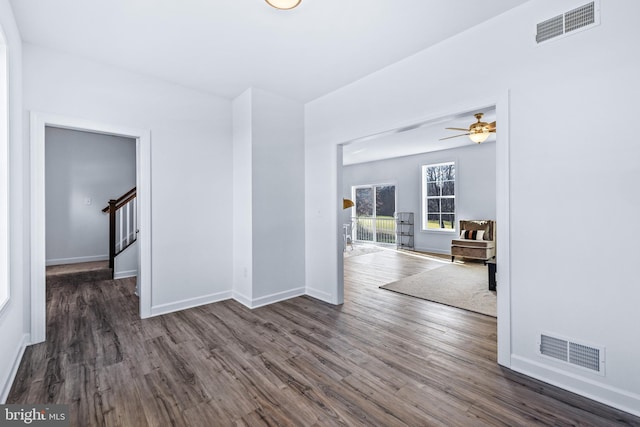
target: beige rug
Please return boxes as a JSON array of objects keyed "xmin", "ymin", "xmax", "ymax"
[
  {"xmin": 343, "ymin": 244, "xmax": 385, "ymax": 258},
  {"xmin": 380, "ymin": 262, "xmax": 496, "ymax": 317}
]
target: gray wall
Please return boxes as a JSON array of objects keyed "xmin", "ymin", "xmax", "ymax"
[
  {"xmin": 232, "ymin": 88, "xmax": 306, "ymax": 307},
  {"xmin": 343, "ymin": 141, "xmax": 496, "ymax": 254},
  {"xmin": 45, "ymin": 127, "xmax": 136, "ymax": 265},
  {"xmin": 251, "ymin": 88, "xmax": 305, "ymax": 302}
]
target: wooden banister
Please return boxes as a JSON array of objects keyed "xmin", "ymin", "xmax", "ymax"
[
  {"xmin": 102, "ymin": 187, "xmax": 136, "ymax": 212},
  {"xmin": 108, "ymin": 199, "xmax": 117, "ymax": 269},
  {"xmin": 103, "ymin": 187, "xmax": 138, "ymax": 277}
]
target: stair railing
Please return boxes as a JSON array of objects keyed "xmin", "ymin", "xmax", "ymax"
[{"xmin": 102, "ymin": 187, "xmax": 137, "ymax": 274}]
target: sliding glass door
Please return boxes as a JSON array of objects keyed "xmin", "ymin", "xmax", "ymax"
[{"xmin": 353, "ymin": 184, "xmax": 396, "ymax": 244}]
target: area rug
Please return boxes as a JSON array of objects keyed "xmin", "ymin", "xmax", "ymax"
[
  {"xmin": 343, "ymin": 244, "xmax": 385, "ymax": 258},
  {"xmin": 380, "ymin": 262, "xmax": 496, "ymax": 317}
]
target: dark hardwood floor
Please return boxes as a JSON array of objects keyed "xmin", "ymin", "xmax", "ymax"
[{"xmin": 7, "ymin": 253, "xmax": 640, "ymax": 426}]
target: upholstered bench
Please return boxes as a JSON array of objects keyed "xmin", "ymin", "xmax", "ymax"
[{"xmin": 451, "ymin": 220, "xmax": 496, "ymax": 262}]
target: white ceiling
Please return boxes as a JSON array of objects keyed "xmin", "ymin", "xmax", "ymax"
[
  {"xmin": 342, "ymin": 108, "xmax": 497, "ymax": 165},
  {"xmin": 9, "ymin": 0, "xmax": 529, "ymax": 103}
]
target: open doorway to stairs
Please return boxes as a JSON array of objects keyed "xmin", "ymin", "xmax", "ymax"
[
  {"xmin": 30, "ymin": 113, "xmax": 152, "ymax": 344},
  {"xmin": 44, "ymin": 127, "xmax": 137, "ymax": 279},
  {"xmin": 337, "ymin": 95, "xmax": 511, "ymax": 366}
]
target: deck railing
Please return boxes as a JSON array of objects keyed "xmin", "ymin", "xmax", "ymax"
[{"xmin": 352, "ymin": 216, "xmax": 396, "ymax": 244}]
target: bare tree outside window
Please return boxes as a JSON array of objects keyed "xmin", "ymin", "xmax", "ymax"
[{"xmin": 352, "ymin": 184, "xmax": 396, "ymax": 243}]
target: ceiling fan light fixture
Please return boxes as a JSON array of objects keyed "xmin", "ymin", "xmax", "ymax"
[
  {"xmin": 469, "ymin": 131, "xmax": 490, "ymax": 144},
  {"xmin": 440, "ymin": 112, "xmax": 496, "ymax": 143},
  {"xmin": 265, "ymin": 0, "xmax": 302, "ymax": 10}
]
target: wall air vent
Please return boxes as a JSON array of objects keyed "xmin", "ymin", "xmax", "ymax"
[
  {"xmin": 535, "ymin": 1, "xmax": 600, "ymax": 44},
  {"xmin": 569, "ymin": 342, "xmax": 601, "ymax": 372},
  {"xmin": 565, "ymin": 2, "xmax": 596, "ymax": 33},
  {"xmin": 539, "ymin": 333, "xmax": 605, "ymax": 375},
  {"xmin": 540, "ymin": 334, "xmax": 568, "ymax": 361},
  {"xmin": 536, "ymin": 15, "xmax": 564, "ymax": 43}
]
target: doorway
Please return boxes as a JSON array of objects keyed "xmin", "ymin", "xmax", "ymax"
[
  {"xmin": 44, "ymin": 127, "xmax": 136, "ymax": 270},
  {"xmin": 30, "ymin": 113, "xmax": 152, "ymax": 344},
  {"xmin": 337, "ymin": 95, "xmax": 511, "ymax": 366},
  {"xmin": 352, "ymin": 184, "xmax": 396, "ymax": 244}
]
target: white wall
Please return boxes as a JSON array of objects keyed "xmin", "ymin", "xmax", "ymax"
[
  {"xmin": 23, "ymin": 43, "xmax": 234, "ymax": 315},
  {"xmin": 45, "ymin": 127, "xmax": 135, "ymax": 265},
  {"xmin": 306, "ymin": 0, "xmax": 640, "ymax": 416},
  {"xmin": 0, "ymin": 0, "xmax": 28, "ymax": 403},
  {"xmin": 114, "ymin": 241, "xmax": 137, "ymax": 280},
  {"xmin": 232, "ymin": 88, "xmax": 306, "ymax": 307},
  {"xmin": 232, "ymin": 89, "xmax": 254, "ymax": 302},
  {"xmin": 343, "ymin": 142, "xmax": 496, "ymax": 254},
  {"xmin": 251, "ymin": 88, "xmax": 305, "ymax": 303}
]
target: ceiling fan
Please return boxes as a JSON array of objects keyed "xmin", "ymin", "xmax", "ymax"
[{"xmin": 440, "ymin": 113, "xmax": 496, "ymax": 143}]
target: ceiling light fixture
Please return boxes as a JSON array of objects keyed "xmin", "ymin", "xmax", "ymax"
[
  {"xmin": 265, "ymin": 0, "xmax": 302, "ymax": 10},
  {"xmin": 440, "ymin": 113, "xmax": 496, "ymax": 143},
  {"xmin": 466, "ymin": 113, "xmax": 492, "ymax": 143},
  {"xmin": 468, "ymin": 127, "xmax": 491, "ymax": 144}
]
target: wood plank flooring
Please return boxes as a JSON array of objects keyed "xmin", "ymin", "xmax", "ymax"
[{"xmin": 7, "ymin": 252, "xmax": 640, "ymax": 426}]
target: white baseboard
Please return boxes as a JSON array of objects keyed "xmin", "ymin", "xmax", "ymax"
[
  {"xmin": 150, "ymin": 290, "xmax": 233, "ymax": 317},
  {"xmin": 249, "ymin": 287, "xmax": 305, "ymax": 309},
  {"xmin": 234, "ymin": 287, "xmax": 305, "ymax": 309},
  {"xmin": 1, "ymin": 333, "xmax": 30, "ymax": 404},
  {"xmin": 150, "ymin": 287, "xmax": 306, "ymax": 316},
  {"xmin": 511, "ymin": 355, "xmax": 640, "ymax": 417},
  {"xmin": 232, "ymin": 291, "xmax": 252, "ymax": 309},
  {"xmin": 46, "ymin": 255, "xmax": 108, "ymax": 266},
  {"xmin": 305, "ymin": 286, "xmax": 333, "ymax": 303},
  {"xmin": 113, "ymin": 270, "xmax": 137, "ymax": 280}
]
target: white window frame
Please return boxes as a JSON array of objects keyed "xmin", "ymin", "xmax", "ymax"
[
  {"xmin": 0, "ymin": 28, "xmax": 9, "ymax": 314},
  {"xmin": 421, "ymin": 161, "xmax": 456, "ymax": 232}
]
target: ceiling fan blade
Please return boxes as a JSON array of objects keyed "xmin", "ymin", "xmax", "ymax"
[
  {"xmin": 439, "ymin": 133, "xmax": 470, "ymax": 141},
  {"xmin": 445, "ymin": 127, "xmax": 471, "ymax": 132},
  {"xmin": 488, "ymin": 121, "xmax": 497, "ymax": 131}
]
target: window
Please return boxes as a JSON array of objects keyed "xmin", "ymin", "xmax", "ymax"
[
  {"xmin": 422, "ymin": 162, "xmax": 455, "ymax": 231},
  {"xmin": 0, "ymin": 30, "xmax": 8, "ymax": 312},
  {"xmin": 352, "ymin": 184, "xmax": 396, "ymax": 244}
]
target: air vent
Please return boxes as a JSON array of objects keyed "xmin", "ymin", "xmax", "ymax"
[
  {"xmin": 536, "ymin": 15, "xmax": 564, "ymax": 43},
  {"xmin": 539, "ymin": 333, "xmax": 605, "ymax": 375},
  {"xmin": 569, "ymin": 342, "xmax": 601, "ymax": 372},
  {"xmin": 565, "ymin": 2, "xmax": 596, "ymax": 33},
  {"xmin": 535, "ymin": 1, "xmax": 599, "ymax": 44},
  {"xmin": 540, "ymin": 335, "xmax": 568, "ymax": 361}
]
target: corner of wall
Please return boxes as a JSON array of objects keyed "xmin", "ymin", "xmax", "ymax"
[
  {"xmin": 150, "ymin": 291, "xmax": 233, "ymax": 317},
  {"xmin": 305, "ymin": 286, "xmax": 334, "ymax": 304}
]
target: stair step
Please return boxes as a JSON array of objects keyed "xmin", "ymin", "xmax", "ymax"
[{"xmin": 46, "ymin": 261, "xmax": 112, "ymax": 284}]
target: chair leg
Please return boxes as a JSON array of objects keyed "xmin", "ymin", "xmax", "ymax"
[{"xmin": 451, "ymin": 256, "xmax": 455, "ymax": 262}]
